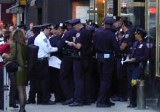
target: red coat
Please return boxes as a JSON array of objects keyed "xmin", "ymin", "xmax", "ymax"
[{"xmin": 0, "ymin": 43, "xmax": 11, "ymax": 69}]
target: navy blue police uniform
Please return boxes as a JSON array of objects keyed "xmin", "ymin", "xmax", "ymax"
[
  {"xmin": 127, "ymin": 28, "xmax": 148, "ymax": 108},
  {"xmin": 114, "ymin": 25, "xmax": 135, "ymax": 101},
  {"xmin": 59, "ymin": 20, "xmax": 77, "ymax": 105},
  {"xmin": 48, "ymin": 23, "xmax": 66, "ymax": 103},
  {"xmin": 93, "ymin": 17, "xmax": 119, "ymax": 107},
  {"xmin": 69, "ymin": 19, "xmax": 94, "ymax": 106}
]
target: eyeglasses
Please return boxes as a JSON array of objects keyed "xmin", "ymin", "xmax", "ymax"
[
  {"xmin": 47, "ymin": 27, "xmax": 52, "ymax": 30},
  {"xmin": 134, "ymin": 32, "xmax": 139, "ymax": 35}
]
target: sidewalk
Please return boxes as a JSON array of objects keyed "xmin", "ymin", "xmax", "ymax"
[
  {"xmin": 0, "ymin": 101, "xmax": 158, "ymax": 112},
  {"xmin": 0, "ymin": 86, "xmax": 159, "ymax": 112}
]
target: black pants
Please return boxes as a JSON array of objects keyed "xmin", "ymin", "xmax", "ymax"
[
  {"xmin": 97, "ymin": 58, "xmax": 114, "ymax": 104},
  {"xmin": 28, "ymin": 64, "xmax": 38, "ymax": 102},
  {"xmin": 59, "ymin": 57, "xmax": 74, "ymax": 100},
  {"xmin": 36, "ymin": 58, "xmax": 50, "ymax": 103},
  {"xmin": 0, "ymin": 69, "xmax": 3, "ymax": 109},
  {"xmin": 49, "ymin": 67, "xmax": 65, "ymax": 101},
  {"xmin": 9, "ymin": 72, "xmax": 17, "ymax": 106},
  {"xmin": 73, "ymin": 59, "xmax": 94, "ymax": 103}
]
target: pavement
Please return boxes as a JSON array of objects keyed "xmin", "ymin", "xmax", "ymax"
[
  {"xmin": 0, "ymin": 86, "xmax": 159, "ymax": 112},
  {"xmin": 0, "ymin": 101, "xmax": 158, "ymax": 112}
]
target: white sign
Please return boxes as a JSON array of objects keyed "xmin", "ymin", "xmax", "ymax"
[
  {"xmin": 76, "ymin": 6, "xmax": 89, "ymax": 23},
  {"xmin": 48, "ymin": 56, "xmax": 61, "ymax": 69}
]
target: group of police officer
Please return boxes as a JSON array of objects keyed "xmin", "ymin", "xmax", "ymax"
[{"xmin": 26, "ymin": 16, "xmax": 151, "ymax": 108}]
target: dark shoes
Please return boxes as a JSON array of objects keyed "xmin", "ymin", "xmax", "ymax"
[
  {"xmin": 10, "ymin": 104, "xmax": 19, "ymax": 108},
  {"xmin": 96, "ymin": 103, "xmax": 111, "ymax": 108},
  {"xmin": 119, "ymin": 97, "xmax": 127, "ymax": 102},
  {"xmin": 108, "ymin": 101, "xmax": 115, "ymax": 106},
  {"xmin": 62, "ymin": 98, "xmax": 74, "ymax": 105},
  {"xmin": 96, "ymin": 101, "xmax": 115, "ymax": 108},
  {"xmin": 127, "ymin": 104, "xmax": 137, "ymax": 108},
  {"xmin": 111, "ymin": 96, "xmax": 127, "ymax": 102},
  {"xmin": 69, "ymin": 101, "xmax": 83, "ymax": 107},
  {"xmin": 40, "ymin": 100, "xmax": 56, "ymax": 105},
  {"xmin": 19, "ymin": 109, "xmax": 26, "ymax": 112},
  {"xmin": 26, "ymin": 100, "xmax": 36, "ymax": 104}
]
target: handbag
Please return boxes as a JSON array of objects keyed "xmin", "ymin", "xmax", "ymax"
[
  {"xmin": 6, "ymin": 42, "xmax": 18, "ymax": 73},
  {"xmin": 6, "ymin": 61, "xmax": 19, "ymax": 72}
]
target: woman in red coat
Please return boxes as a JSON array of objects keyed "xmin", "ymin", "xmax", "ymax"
[{"xmin": 0, "ymin": 31, "xmax": 19, "ymax": 108}]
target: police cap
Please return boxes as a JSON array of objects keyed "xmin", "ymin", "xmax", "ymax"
[
  {"xmin": 70, "ymin": 19, "xmax": 81, "ymax": 26},
  {"xmin": 113, "ymin": 16, "xmax": 122, "ymax": 21},
  {"xmin": 104, "ymin": 16, "xmax": 115, "ymax": 25},
  {"xmin": 41, "ymin": 23, "xmax": 52, "ymax": 29},
  {"xmin": 54, "ymin": 23, "xmax": 66, "ymax": 30},
  {"xmin": 32, "ymin": 25, "xmax": 41, "ymax": 33},
  {"xmin": 65, "ymin": 20, "xmax": 72, "ymax": 24},
  {"xmin": 135, "ymin": 27, "xmax": 147, "ymax": 37}
]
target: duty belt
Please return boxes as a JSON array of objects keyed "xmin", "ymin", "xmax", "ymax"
[{"xmin": 96, "ymin": 53, "xmax": 114, "ymax": 59}]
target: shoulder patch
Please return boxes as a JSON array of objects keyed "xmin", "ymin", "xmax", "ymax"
[
  {"xmin": 43, "ymin": 38, "xmax": 48, "ymax": 43},
  {"xmin": 125, "ymin": 34, "xmax": 129, "ymax": 38},
  {"xmin": 76, "ymin": 33, "xmax": 80, "ymax": 38}
]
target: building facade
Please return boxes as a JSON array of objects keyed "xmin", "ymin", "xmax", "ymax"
[
  {"xmin": 0, "ymin": 0, "xmax": 15, "ymax": 26},
  {"xmin": 27, "ymin": 0, "xmax": 90, "ymax": 25}
]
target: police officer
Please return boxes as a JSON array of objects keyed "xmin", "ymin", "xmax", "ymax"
[
  {"xmin": 34, "ymin": 23, "xmax": 58, "ymax": 105},
  {"xmin": 27, "ymin": 25, "xmax": 41, "ymax": 104},
  {"xmin": 59, "ymin": 20, "xmax": 77, "ymax": 105},
  {"xmin": 127, "ymin": 28, "xmax": 148, "ymax": 108},
  {"xmin": 112, "ymin": 20, "xmax": 135, "ymax": 101},
  {"xmin": 48, "ymin": 23, "xmax": 66, "ymax": 104},
  {"xmin": 67, "ymin": 19, "xmax": 94, "ymax": 106},
  {"xmin": 93, "ymin": 16, "xmax": 119, "ymax": 107}
]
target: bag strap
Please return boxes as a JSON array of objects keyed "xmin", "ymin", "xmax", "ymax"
[{"xmin": 15, "ymin": 42, "xmax": 17, "ymax": 60}]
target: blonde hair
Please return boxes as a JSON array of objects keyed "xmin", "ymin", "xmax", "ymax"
[{"xmin": 12, "ymin": 29, "xmax": 26, "ymax": 44}]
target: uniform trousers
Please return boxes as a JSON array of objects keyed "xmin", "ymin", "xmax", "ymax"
[
  {"xmin": 36, "ymin": 58, "xmax": 50, "ymax": 103},
  {"xmin": 73, "ymin": 58, "xmax": 94, "ymax": 103},
  {"xmin": 127, "ymin": 63, "xmax": 142, "ymax": 105},
  {"xmin": 116, "ymin": 57, "xmax": 128, "ymax": 99},
  {"xmin": 59, "ymin": 56, "xmax": 74, "ymax": 100},
  {"xmin": 49, "ymin": 67, "xmax": 65, "ymax": 102},
  {"xmin": 97, "ymin": 58, "xmax": 114, "ymax": 104}
]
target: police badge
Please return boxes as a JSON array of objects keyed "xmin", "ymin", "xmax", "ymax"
[
  {"xmin": 76, "ymin": 33, "xmax": 80, "ymax": 38},
  {"xmin": 125, "ymin": 34, "xmax": 129, "ymax": 38}
]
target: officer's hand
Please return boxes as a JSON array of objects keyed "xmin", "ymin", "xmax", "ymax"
[
  {"xmin": 67, "ymin": 42, "xmax": 74, "ymax": 46},
  {"xmin": 129, "ymin": 58, "xmax": 136, "ymax": 62},
  {"xmin": 72, "ymin": 37, "xmax": 76, "ymax": 42}
]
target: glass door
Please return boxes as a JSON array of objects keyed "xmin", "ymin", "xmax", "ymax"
[
  {"xmin": 155, "ymin": 0, "xmax": 160, "ymax": 77},
  {"xmin": 105, "ymin": 0, "xmax": 114, "ymax": 16},
  {"xmin": 118, "ymin": 0, "xmax": 145, "ymax": 28},
  {"xmin": 145, "ymin": 0, "xmax": 157, "ymax": 78}
]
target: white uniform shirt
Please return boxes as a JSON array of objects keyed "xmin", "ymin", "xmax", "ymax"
[{"xmin": 34, "ymin": 32, "xmax": 58, "ymax": 58}]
